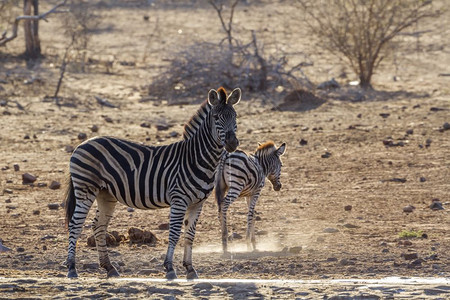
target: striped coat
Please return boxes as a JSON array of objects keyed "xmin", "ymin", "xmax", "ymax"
[
  {"xmin": 215, "ymin": 141, "xmax": 286, "ymax": 253},
  {"xmin": 65, "ymin": 87, "xmax": 241, "ymax": 279}
]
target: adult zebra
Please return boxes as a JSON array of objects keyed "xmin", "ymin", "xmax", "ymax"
[
  {"xmin": 215, "ymin": 141, "xmax": 286, "ymax": 253},
  {"xmin": 65, "ymin": 87, "xmax": 241, "ymax": 279}
]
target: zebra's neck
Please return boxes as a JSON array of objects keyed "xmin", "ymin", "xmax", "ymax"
[{"xmin": 253, "ymin": 154, "xmax": 269, "ymax": 177}]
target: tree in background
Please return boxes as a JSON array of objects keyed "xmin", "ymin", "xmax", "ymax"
[{"xmin": 298, "ymin": 0, "xmax": 442, "ymax": 89}]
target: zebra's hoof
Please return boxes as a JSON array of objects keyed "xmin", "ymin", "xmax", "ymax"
[
  {"xmin": 67, "ymin": 268, "xmax": 78, "ymax": 278},
  {"xmin": 107, "ymin": 268, "xmax": 120, "ymax": 278},
  {"xmin": 166, "ymin": 270, "xmax": 177, "ymax": 280},
  {"xmin": 186, "ymin": 269, "xmax": 198, "ymax": 280}
]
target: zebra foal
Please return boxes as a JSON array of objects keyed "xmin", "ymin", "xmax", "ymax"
[
  {"xmin": 215, "ymin": 141, "xmax": 286, "ymax": 253},
  {"xmin": 65, "ymin": 87, "xmax": 241, "ymax": 279}
]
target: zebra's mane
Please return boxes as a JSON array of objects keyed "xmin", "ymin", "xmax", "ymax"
[
  {"xmin": 256, "ymin": 141, "xmax": 276, "ymax": 152},
  {"xmin": 182, "ymin": 100, "xmax": 212, "ymax": 140},
  {"xmin": 182, "ymin": 87, "xmax": 228, "ymax": 140}
]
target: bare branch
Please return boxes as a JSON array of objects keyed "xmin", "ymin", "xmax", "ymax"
[{"xmin": 0, "ymin": 0, "xmax": 67, "ymax": 46}]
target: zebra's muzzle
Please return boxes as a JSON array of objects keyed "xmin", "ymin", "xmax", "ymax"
[{"xmin": 224, "ymin": 132, "xmax": 239, "ymax": 153}]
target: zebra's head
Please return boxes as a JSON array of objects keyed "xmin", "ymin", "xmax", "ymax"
[
  {"xmin": 208, "ymin": 87, "xmax": 241, "ymax": 153},
  {"xmin": 256, "ymin": 142, "xmax": 286, "ymax": 191}
]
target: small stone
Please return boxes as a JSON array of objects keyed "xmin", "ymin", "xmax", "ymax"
[
  {"xmin": 48, "ymin": 203, "xmax": 60, "ymax": 210},
  {"xmin": 140, "ymin": 122, "xmax": 151, "ymax": 128},
  {"xmin": 193, "ymin": 282, "xmax": 213, "ymax": 290},
  {"xmin": 403, "ymin": 205, "xmax": 415, "ymax": 213},
  {"xmin": 343, "ymin": 223, "xmax": 359, "ymax": 229},
  {"xmin": 90, "ymin": 125, "xmax": 99, "ymax": 132},
  {"xmin": 357, "ymin": 113, "xmax": 362, "ymax": 118},
  {"xmin": 155, "ymin": 124, "xmax": 169, "ymax": 131},
  {"xmin": 22, "ymin": 173, "xmax": 37, "ymax": 184},
  {"xmin": 321, "ymin": 152, "xmax": 332, "ymax": 158},
  {"xmin": 420, "ymin": 177, "xmax": 426, "ymax": 182},
  {"xmin": 77, "ymin": 132, "xmax": 87, "ymax": 140},
  {"xmin": 299, "ymin": 139, "xmax": 308, "ymax": 146},
  {"xmin": 382, "ymin": 248, "xmax": 389, "ymax": 253},
  {"xmin": 37, "ymin": 183, "xmax": 47, "ymax": 188},
  {"xmin": 17, "ymin": 247, "xmax": 25, "ymax": 253},
  {"xmin": 168, "ymin": 131, "xmax": 179, "ymax": 138},
  {"xmin": 104, "ymin": 116, "xmax": 113, "ymax": 123},
  {"xmin": 301, "ymin": 127, "xmax": 309, "ymax": 131},
  {"xmin": 443, "ymin": 122, "xmax": 450, "ymax": 130},
  {"xmin": 158, "ymin": 223, "xmax": 169, "ymax": 230},
  {"xmin": 323, "ymin": 227, "xmax": 339, "ymax": 233},
  {"xmin": 430, "ymin": 199, "xmax": 444, "ymax": 210},
  {"xmin": 406, "ymin": 129, "xmax": 414, "ymax": 135},
  {"xmin": 344, "ymin": 205, "xmax": 352, "ymax": 211},
  {"xmin": 33, "ymin": 210, "xmax": 40, "ymax": 215},
  {"xmin": 228, "ymin": 232, "xmax": 243, "ymax": 240},
  {"xmin": 379, "ymin": 113, "xmax": 390, "ymax": 118},
  {"xmin": 3, "ymin": 188, "xmax": 13, "ymax": 194},
  {"xmin": 402, "ymin": 252, "xmax": 418, "ymax": 260},
  {"xmin": 64, "ymin": 145, "xmax": 74, "ymax": 153},
  {"xmin": 49, "ymin": 181, "xmax": 61, "ymax": 190},
  {"xmin": 13, "ymin": 164, "xmax": 20, "ymax": 171},
  {"xmin": 127, "ymin": 207, "xmax": 135, "ymax": 213}
]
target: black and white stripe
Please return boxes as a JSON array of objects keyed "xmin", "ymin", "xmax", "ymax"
[
  {"xmin": 215, "ymin": 141, "xmax": 286, "ymax": 253},
  {"xmin": 65, "ymin": 87, "xmax": 241, "ymax": 279}
]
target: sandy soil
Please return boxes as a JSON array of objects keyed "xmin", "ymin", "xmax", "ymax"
[{"xmin": 0, "ymin": 0, "xmax": 449, "ymax": 298}]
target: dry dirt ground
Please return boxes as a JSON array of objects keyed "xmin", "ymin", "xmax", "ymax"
[{"xmin": 1, "ymin": 1, "xmax": 449, "ymax": 299}]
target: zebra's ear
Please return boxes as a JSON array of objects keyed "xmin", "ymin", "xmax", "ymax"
[
  {"xmin": 227, "ymin": 88, "xmax": 241, "ymax": 105},
  {"xmin": 208, "ymin": 89, "xmax": 220, "ymax": 106},
  {"xmin": 277, "ymin": 143, "xmax": 286, "ymax": 156}
]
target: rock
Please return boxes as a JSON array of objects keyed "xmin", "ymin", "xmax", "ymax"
[
  {"xmin": 420, "ymin": 177, "xmax": 426, "ymax": 182},
  {"xmin": 403, "ymin": 205, "xmax": 415, "ymax": 213},
  {"xmin": 323, "ymin": 227, "xmax": 339, "ymax": 233},
  {"xmin": 343, "ymin": 223, "xmax": 359, "ymax": 229},
  {"xmin": 104, "ymin": 116, "xmax": 113, "ymax": 123},
  {"xmin": 228, "ymin": 232, "xmax": 243, "ymax": 240},
  {"xmin": 344, "ymin": 205, "xmax": 352, "ymax": 211},
  {"xmin": 128, "ymin": 227, "xmax": 158, "ymax": 245},
  {"xmin": 443, "ymin": 122, "xmax": 450, "ymax": 130},
  {"xmin": 168, "ymin": 131, "xmax": 179, "ymax": 138},
  {"xmin": 379, "ymin": 113, "xmax": 390, "ymax": 118},
  {"xmin": 0, "ymin": 240, "xmax": 12, "ymax": 252},
  {"xmin": 425, "ymin": 138, "xmax": 432, "ymax": 147},
  {"xmin": 402, "ymin": 252, "xmax": 418, "ymax": 260},
  {"xmin": 37, "ymin": 183, "xmax": 47, "ymax": 188},
  {"xmin": 155, "ymin": 124, "xmax": 170, "ymax": 131},
  {"xmin": 90, "ymin": 125, "xmax": 99, "ymax": 132},
  {"xmin": 158, "ymin": 223, "xmax": 169, "ymax": 230},
  {"xmin": 32, "ymin": 210, "xmax": 40, "ymax": 215},
  {"xmin": 13, "ymin": 164, "xmax": 20, "ymax": 171},
  {"xmin": 22, "ymin": 173, "xmax": 37, "ymax": 184},
  {"xmin": 17, "ymin": 247, "xmax": 25, "ymax": 253},
  {"xmin": 382, "ymin": 178, "xmax": 406, "ymax": 183},
  {"xmin": 339, "ymin": 258, "xmax": 355, "ymax": 266},
  {"xmin": 127, "ymin": 207, "xmax": 135, "ymax": 213},
  {"xmin": 193, "ymin": 282, "xmax": 213, "ymax": 290},
  {"xmin": 49, "ymin": 181, "xmax": 61, "ymax": 190},
  {"xmin": 406, "ymin": 129, "xmax": 414, "ymax": 135},
  {"xmin": 64, "ymin": 145, "xmax": 75, "ymax": 153},
  {"xmin": 321, "ymin": 152, "xmax": 332, "ymax": 158},
  {"xmin": 48, "ymin": 203, "xmax": 60, "ymax": 210},
  {"xmin": 317, "ymin": 78, "xmax": 340, "ymax": 90},
  {"xmin": 3, "ymin": 188, "xmax": 13, "ymax": 194},
  {"xmin": 299, "ymin": 139, "xmax": 308, "ymax": 146},
  {"xmin": 140, "ymin": 122, "xmax": 151, "ymax": 128},
  {"xmin": 77, "ymin": 132, "xmax": 87, "ymax": 140},
  {"xmin": 430, "ymin": 199, "xmax": 444, "ymax": 210}
]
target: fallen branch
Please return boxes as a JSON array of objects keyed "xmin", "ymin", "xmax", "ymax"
[{"xmin": 0, "ymin": 0, "xmax": 68, "ymax": 47}]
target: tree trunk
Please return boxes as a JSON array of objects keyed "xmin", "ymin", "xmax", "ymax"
[{"xmin": 23, "ymin": 0, "xmax": 41, "ymax": 59}]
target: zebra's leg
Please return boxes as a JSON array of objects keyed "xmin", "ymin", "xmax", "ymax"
[
  {"xmin": 164, "ymin": 201, "xmax": 187, "ymax": 280},
  {"xmin": 67, "ymin": 185, "xmax": 97, "ymax": 278},
  {"xmin": 220, "ymin": 189, "xmax": 240, "ymax": 254},
  {"xmin": 182, "ymin": 202, "xmax": 204, "ymax": 279},
  {"xmin": 92, "ymin": 190, "xmax": 119, "ymax": 278},
  {"xmin": 246, "ymin": 192, "xmax": 260, "ymax": 251}
]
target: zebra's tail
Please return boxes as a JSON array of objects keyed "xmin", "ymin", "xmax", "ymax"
[
  {"xmin": 64, "ymin": 175, "xmax": 76, "ymax": 229},
  {"xmin": 215, "ymin": 153, "xmax": 227, "ymax": 213}
]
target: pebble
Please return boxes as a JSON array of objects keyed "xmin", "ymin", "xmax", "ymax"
[
  {"xmin": 402, "ymin": 252, "xmax": 418, "ymax": 260},
  {"xmin": 90, "ymin": 125, "xmax": 99, "ymax": 132},
  {"xmin": 37, "ymin": 183, "xmax": 47, "ymax": 188},
  {"xmin": 299, "ymin": 139, "xmax": 308, "ymax": 146},
  {"xmin": 140, "ymin": 122, "xmax": 151, "ymax": 128},
  {"xmin": 344, "ymin": 205, "xmax": 352, "ymax": 211},
  {"xmin": 17, "ymin": 247, "xmax": 25, "ymax": 253},
  {"xmin": 403, "ymin": 205, "xmax": 415, "ymax": 213},
  {"xmin": 158, "ymin": 223, "xmax": 169, "ymax": 230},
  {"xmin": 229, "ymin": 232, "xmax": 243, "ymax": 240},
  {"xmin": 13, "ymin": 164, "xmax": 20, "ymax": 171},
  {"xmin": 3, "ymin": 188, "xmax": 13, "ymax": 194},
  {"xmin": 321, "ymin": 152, "xmax": 332, "ymax": 159},
  {"xmin": 48, "ymin": 203, "xmax": 60, "ymax": 210},
  {"xmin": 405, "ymin": 129, "xmax": 414, "ymax": 135},
  {"xmin": 430, "ymin": 199, "xmax": 444, "ymax": 210},
  {"xmin": 64, "ymin": 145, "xmax": 74, "ymax": 153},
  {"xmin": 78, "ymin": 132, "xmax": 87, "ymax": 140},
  {"xmin": 22, "ymin": 173, "xmax": 37, "ymax": 184},
  {"xmin": 49, "ymin": 181, "xmax": 61, "ymax": 190},
  {"xmin": 193, "ymin": 282, "xmax": 213, "ymax": 290},
  {"xmin": 127, "ymin": 207, "xmax": 135, "ymax": 213},
  {"xmin": 419, "ymin": 177, "xmax": 426, "ymax": 182},
  {"xmin": 323, "ymin": 227, "xmax": 339, "ymax": 233}
]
